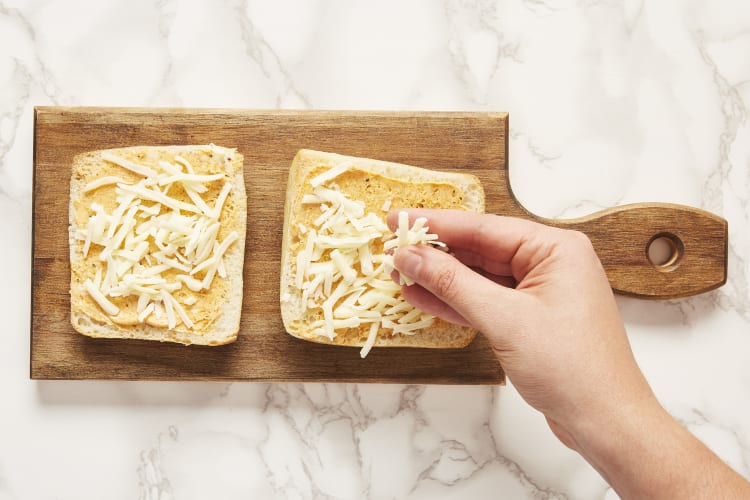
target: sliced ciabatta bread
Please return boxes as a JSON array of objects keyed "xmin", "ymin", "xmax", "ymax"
[
  {"xmin": 69, "ymin": 145, "xmax": 246, "ymax": 346},
  {"xmin": 280, "ymin": 149, "xmax": 485, "ymax": 357}
]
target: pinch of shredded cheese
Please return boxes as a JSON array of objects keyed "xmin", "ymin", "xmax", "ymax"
[{"xmin": 382, "ymin": 211, "xmax": 447, "ymax": 286}]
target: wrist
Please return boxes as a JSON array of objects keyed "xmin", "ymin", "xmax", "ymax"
[
  {"xmin": 570, "ymin": 393, "xmax": 669, "ymax": 475},
  {"xmin": 567, "ymin": 396, "xmax": 750, "ymax": 499}
]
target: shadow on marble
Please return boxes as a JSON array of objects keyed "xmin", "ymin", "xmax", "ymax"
[
  {"xmin": 33, "ymin": 380, "xmax": 412, "ymax": 411},
  {"xmin": 34, "ymin": 379, "xmax": 265, "ymax": 407}
]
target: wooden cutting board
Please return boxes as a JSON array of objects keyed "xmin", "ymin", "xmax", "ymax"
[{"xmin": 31, "ymin": 107, "xmax": 727, "ymax": 383}]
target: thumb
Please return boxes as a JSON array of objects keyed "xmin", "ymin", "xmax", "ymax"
[{"xmin": 394, "ymin": 245, "xmax": 523, "ymax": 334}]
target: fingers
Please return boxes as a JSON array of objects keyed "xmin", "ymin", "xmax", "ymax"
[
  {"xmin": 452, "ymin": 249, "xmax": 514, "ymax": 277},
  {"xmin": 386, "ymin": 209, "xmax": 545, "ymax": 251},
  {"xmin": 386, "ymin": 209, "xmax": 557, "ymax": 281},
  {"xmin": 397, "ymin": 272, "xmax": 515, "ymax": 325},
  {"xmin": 471, "ymin": 267, "xmax": 517, "ymax": 288},
  {"xmin": 392, "ymin": 268, "xmax": 515, "ymax": 327},
  {"xmin": 397, "ymin": 280, "xmax": 472, "ymax": 327},
  {"xmin": 393, "ymin": 244, "xmax": 523, "ymax": 331}
]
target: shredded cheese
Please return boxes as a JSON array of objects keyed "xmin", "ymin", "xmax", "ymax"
[
  {"xmin": 309, "ymin": 160, "xmax": 353, "ymax": 187},
  {"xmin": 83, "ymin": 176, "xmax": 130, "ymax": 193},
  {"xmin": 174, "ymin": 155, "xmax": 195, "ymax": 174},
  {"xmin": 291, "ymin": 163, "xmax": 447, "ymax": 358},
  {"xmin": 78, "ymin": 149, "xmax": 239, "ymax": 330},
  {"xmin": 84, "ymin": 279, "xmax": 119, "ymax": 316},
  {"xmin": 101, "ymin": 151, "xmax": 158, "ymax": 178},
  {"xmin": 383, "ymin": 211, "xmax": 447, "ymax": 285},
  {"xmin": 360, "ymin": 322, "xmax": 380, "ymax": 359}
]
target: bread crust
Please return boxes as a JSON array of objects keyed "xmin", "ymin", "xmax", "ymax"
[
  {"xmin": 280, "ymin": 149, "xmax": 485, "ymax": 349},
  {"xmin": 69, "ymin": 145, "xmax": 246, "ymax": 346}
]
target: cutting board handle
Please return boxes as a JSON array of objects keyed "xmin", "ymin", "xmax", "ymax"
[{"xmin": 536, "ymin": 203, "xmax": 728, "ymax": 299}]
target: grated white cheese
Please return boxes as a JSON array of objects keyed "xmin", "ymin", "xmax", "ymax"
[
  {"xmin": 211, "ymin": 182, "xmax": 233, "ymax": 219},
  {"xmin": 138, "ymin": 302, "xmax": 155, "ymax": 323},
  {"xmin": 136, "ymin": 292, "xmax": 151, "ymax": 314},
  {"xmin": 177, "ymin": 274, "xmax": 204, "ymax": 292},
  {"xmin": 153, "ymin": 301, "xmax": 165, "ymax": 319},
  {"xmin": 84, "ymin": 279, "xmax": 120, "ymax": 316},
  {"xmin": 118, "ymin": 181, "xmax": 201, "ymax": 214},
  {"xmin": 217, "ymin": 257, "xmax": 227, "ymax": 278},
  {"xmin": 159, "ymin": 173, "xmax": 225, "ymax": 185},
  {"xmin": 301, "ymin": 194, "xmax": 323, "ymax": 204},
  {"xmin": 174, "ymin": 155, "xmax": 195, "ymax": 174},
  {"xmin": 383, "ymin": 211, "xmax": 447, "ymax": 286},
  {"xmin": 101, "ymin": 152, "xmax": 158, "ymax": 178},
  {"xmin": 168, "ymin": 293, "xmax": 194, "ymax": 329},
  {"xmin": 360, "ymin": 322, "xmax": 380, "ymax": 358},
  {"xmin": 78, "ymin": 149, "xmax": 239, "ymax": 330},
  {"xmin": 330, "ymin": 249, "xmax": 356, "ymax": 282},
  {"xmin": 290, "ymin": 165, "xmax": 447, "ymax": 357},
  {"xmin": 161, "ymin": 290, "xmax": 176, "ymax": 329},
  {"xmin": 309, "ymin": 160, "xmax": 353, "ymax": 187},
  {"xmin": 83, "ymin": 176, "xmax": 130, "ymax": 193}
]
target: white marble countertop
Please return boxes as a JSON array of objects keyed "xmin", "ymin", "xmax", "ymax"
[{"xmin": 2, "ymin": 1, "xmax": 750, "ymax": 498}]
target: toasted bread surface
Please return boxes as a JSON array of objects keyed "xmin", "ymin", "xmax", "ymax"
[
  {"xmin": 69, "ymin": 145, "xmax": 245, "ymax": 346},
  {"xmin": 280, "ymin": 149, "xmax": 484, "ymax": 350}
]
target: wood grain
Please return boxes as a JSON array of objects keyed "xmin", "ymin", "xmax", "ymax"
[
  {"xmin": 543, "ymin": 203, "xmax": 727, "ymax": 299},
  {"xmin": 31, "ymin": 107, "xmax": 727, "ymax": 382}
]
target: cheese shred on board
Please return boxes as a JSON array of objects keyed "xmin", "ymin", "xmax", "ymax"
[
  {"xmin": 70, "ymin": 145, "xmax": 242, "ymax": 334},
  {"xmin": 288, "ymin": 161, "xmax": 447, "ymax": 358}
]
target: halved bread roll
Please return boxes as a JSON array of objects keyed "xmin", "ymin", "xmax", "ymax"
[
  {"xmin": 69, "ymin": 145, "xmax": 245, "ymax": 345},
  {"xmin": 280, "ymin": 149, "xmax": 485, "ymax": 356}
]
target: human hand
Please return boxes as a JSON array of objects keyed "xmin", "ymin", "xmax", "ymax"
[
  {"xmin": 387, "ymin": 209, "xmax": 655, "ymax": 442},
  {"xmin": 387, "ymin": 209, "xmax": 750, "ymax": 499}
]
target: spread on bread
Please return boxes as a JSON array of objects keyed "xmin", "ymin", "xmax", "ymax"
[
  {"xmin": 285, "ymin": 161, "xmax": 447, "ymax": 358},
  {"xmin": 281, "ymin": 150, "xmax": 484, "ymax": 355},
  {"xmin": 71, "ymin": 145, "xmax": 241, "ymax": 334}
]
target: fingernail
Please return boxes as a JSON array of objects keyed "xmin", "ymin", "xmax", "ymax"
[{"xmin": 394, "ymin": 246, "xmax": 422, "ymax": 280}]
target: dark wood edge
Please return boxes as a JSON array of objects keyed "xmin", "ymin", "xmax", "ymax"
[
  {"xmin": 723, "ymin": 214, "xmax": 729, "ymax": 287},
  {"xmin": 537, "ymin": 201, "xmax": 728, "ymax": 226},
  {"xmin": 34, "ymin": 106, "xmax": 510, "ymax": 122},
  {"xmin": 30, "ymin": 106, "xmax": 38, "ymax": 380},
  {"xmin": 503, "ymin": 113, "xmax": 509, "ymax": 172},
  {"xmin": 33, "ymin": 374, "xmax": 506, "ymax": 385}
]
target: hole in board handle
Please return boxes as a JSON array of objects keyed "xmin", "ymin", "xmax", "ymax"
[{"xmin": 646, "ymin": 233, "xmax": 684, "ymax": 271}]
